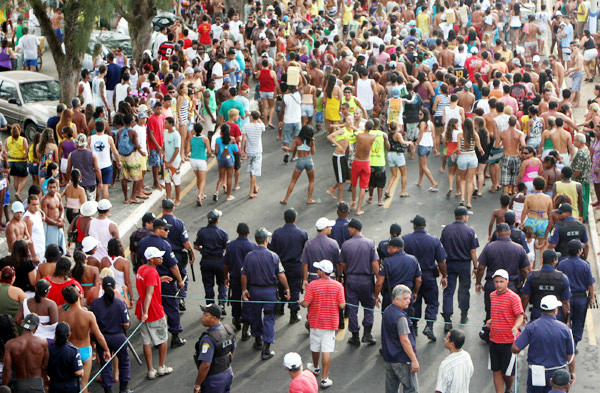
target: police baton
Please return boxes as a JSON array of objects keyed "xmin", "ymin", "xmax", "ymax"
[
  {"xmin": 189, "ymin": 250, "xmax": 196, "ymax": 282},
  {"xmin": 175, "ymin": 275, "xmax": 188, "ymax": 297}
]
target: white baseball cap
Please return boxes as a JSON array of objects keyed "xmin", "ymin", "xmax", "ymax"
[
  {"xmin": 11, "ymin": 201, "xmax": 24, "ymax": 214},
  {"xmin": 313, "ymin": 259, "xmax": 334, "ymax": 274},
  {"xmin": 532, "ymin": 55, "xmax": 541, "ymax": 63},
  {"xmin": 540, "ymin": 295, "xmax": 562, "ymax": 311},
  {"xmin": 98, "ymin": 199, "xmax": 112, "ymax": 211},
  {"xmin": 82, "ymin": 236, "xmax": 99, "ymax": 253},
  {"xmin": 470, "ymin": 47, "xmax": 479, "ymax": 54},
  {"xmin": 144, "ymin": 247, "xmax": 165, "ymax": 260},
  {"xmin": 80, "ymin": 200, "xmax": 98, "ymax": 217},
  {"xmin": 492, "ymin": 269, "xmax": 509, "ymax": 280},
  {"xmin": 315, "ymin": 217, "xmax": 336, "ymax": 231},
  {"xmin": 283, "ymin": 352, "xmax": 302, "ymax": 369}
]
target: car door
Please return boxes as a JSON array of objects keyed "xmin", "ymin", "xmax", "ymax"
[{"xmin": 0, "ymin": 80, "xmax": 23, "ymax": 126}]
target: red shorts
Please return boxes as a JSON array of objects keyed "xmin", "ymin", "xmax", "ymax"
[{"xmin": 351, "ymin": 160, "xmax": 371, "ymax": 189}]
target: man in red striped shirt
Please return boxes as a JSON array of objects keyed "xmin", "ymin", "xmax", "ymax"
[
  {"xmin": 300, "ymin": 260, "xmax": 346, "ymax": 389},
  {"xmin": 486, "ymin": 269, "xmax": 525, "ymax": 393}
]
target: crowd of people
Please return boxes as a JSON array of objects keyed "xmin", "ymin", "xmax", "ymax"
[{"xmin": 0, "ymin": 0, "xmax": 600, "ymax": 392}]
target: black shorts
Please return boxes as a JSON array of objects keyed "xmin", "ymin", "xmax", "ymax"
[
  {"xmin": 9, "ymin": 161, "xmax": 28, "ymax": 177},
  {"xmin": 434, "ymin": 116, "xmax": 443, "ymax": 128},
  {"xmin": 233, "ymin": 152, "xmax": 241, "ymax": 170},
  {"xmin": 489, "ymin": 342, "xmax": 516, "ymax": 375},
  {"xmin": 369, "ymin": 166, "xmax": 386, "ymax": 189},
  {"xmin": 332, "ymin": 155, "xmax": 350, "ymax": 183}
]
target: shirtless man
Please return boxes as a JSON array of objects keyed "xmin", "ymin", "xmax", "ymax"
[
  {"xmin": 538, "ymin": 88, "xmax": 559, "ymax": 113},
  {"xmin": 327, "ymin": 104, "xmax": 355, "ymax": 204},
  {"xmin": 523, "ymin": 15, "xmax": 540, "ymax": 61},
  {"xmin": 23, "ymin": 195, "xmax": 45, "ymax": 265},
  {"xmin": 540, "ymin": 117, "xmax": 575, "ymax": 165},
  {"xmin": 335, "ymin": 50, "xmax": 352, "ymax": 77},
  {"xmin": 351, "ymin": 121, "xmax": 377, "ymax": 215},
  {"xmin": 494, "ymin": 115, "xmax": 526, "ymax": 194},
  {"xmin": 308, "ymin": 60, "xmax": 324, "ymax": 89},
  {"xmin": 59, "ymin": 285, "xmax": 111, "ymax": 393},
  {"xmin": 41, "ymin": 178, "xmax": 65, "ymax": 250},
  {"xmin": 286, "ymin": 30, "xmax": 301, "ymax": 56},
  {"xmin": 521, "ymin": 177, "xmax": 554, "ymax": 253},
  {"xmin": 1, "ymin": 313, "xmax": 48, "ymax": 393},
  {"xmin": 439, "ymin": 41, "xmax": 456, "ymax": 68},
  {"xmin": 471, "ymin": 5, "xmax": 484, "ymax": 36},
  {"xmin": 549, "ymin": 55, "xmax": 565, "ymax": 91},
  {"xmin": 457, "ymin": 80, "xmax": 475, "ymax": 114},
  {"xmin": 488, "ymin": 194, "xmax": 510, "ymax": 241},
  {"xmin": 566, "ymin": 42, "xmax": 584, "ymax": 107},
  {"xmin": 6, "ymin": 201, "xmax": 31, "ymax": 254},
  {"xmin": 541, "ymin": 155, "xmax": 562, "ymax": 196},
  {"xmin": 540, "ymin": 101, "xmax": 577, "ymax": 130},
  {"xmin": 50, "ymin": 7, "xmax": 64, "ymax": 43}
]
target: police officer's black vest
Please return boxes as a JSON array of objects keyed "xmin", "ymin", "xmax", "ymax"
[
  {"xmin": 528, "ymin": 270, "xmax": 565, "ymax": 310},
  {"xmin": 194, "ymin": 325, "xmax": 235, "ymax": 376},
  {"xmin": 555, "ymin": 220, "xmax": 585, "ymax": 256}
]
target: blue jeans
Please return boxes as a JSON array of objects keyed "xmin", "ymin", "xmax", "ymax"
[{"xmin": 442, "ymin": 261, "xmax": 472, "ymax": 316}]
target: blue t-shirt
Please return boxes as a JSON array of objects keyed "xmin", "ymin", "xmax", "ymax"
[
  {"xmin": 215, "ymin": 137, "xmax": 239, "ymax": 160},
  {"xmin": 164, "ymin": 130, "xmax": 181, "ymax": 166},
  {"xmin": 190, "ymin": 136, "xmax": 207, "ymax": 160}
]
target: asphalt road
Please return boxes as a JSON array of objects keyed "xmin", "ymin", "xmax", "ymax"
[{"xmin": 83, "ymin": 118, "xmax": 600, "ymax": 393}]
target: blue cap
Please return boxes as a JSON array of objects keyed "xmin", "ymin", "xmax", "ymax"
[
  {"xmin": 223, "ymin": 76, "xmax": 231, "ymax": 83},
  {"xmin": 392, "ymin": 87, "xmax": 401, "ymax": 98}
]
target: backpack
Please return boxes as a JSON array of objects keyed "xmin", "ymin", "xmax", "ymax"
[
  {"xmin": 118, "ymin": 128, "xmax": 135, "ymax": 156},
  {"xmin": 129, "ymin": 227, "xmax": 151, "ymax": 272}
]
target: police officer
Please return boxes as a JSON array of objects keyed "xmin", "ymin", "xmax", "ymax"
[
  {"xmin": 329, "ymin": 202, "xmax": 351, "ymax": 247},
  {"xmin": 440, "ymin": 207, "xmax": 479, "ymax": 331},
  {"xmin": 476, "ymin": 223, "xmax": 530, "ymax": 321},
  {"xmin": 403, "ymin": 214, "xmax": 448, "ymax": 341},
  {"xmin": 512, "ymin": 295, "xmax": 576, "ymax": 392},
  {"xmin": 194, "ymin": 210, "xmax": 229, "ymax": 313},
  {"xmin": 557, "ymin": 240, "xmax": 596, "ymax": 348},
  {"xmin": 137, "ymin": 218, "xmax": 186, "ymax": 347},
  {"xmin": 241, "ymin": 228, "xmax": 290, "ymax": 360},
  {"xmin": 549, "ymin": 203, "xmax": 589, "ymax": 260},
  {"xmin": 340, "ymin": 218, "xmax": 379, "ymax": 346},
  {"xmin": 374, "ymin": 237, "xmax": 422, "ymax": 311},
  {"xmin": 129, "ymin": 212, "xmax": 154, "ymax": 272},
  {"xmin": 490, "ymin": 211, "xmax": 529, "ymax": 253},
  {"xmin": 193, "ymin": 304, "xmax": 236, "ymax": 393},
  {"xmin": 89, "ymin": 276, "xmax": 132, "ymax": 393},
  {"xmin": 268, "ymin": 208, "xmax": 308, "ymax": 324},
  {"xmin": 521, "ymin": 250, "xmax": 571, "ymax": 322},
  {"xmin": 223, "ymin": 223, "xmax": 257, "ymax": 337},
  {"xmin": 377, "ymin": 223, "xmax": 402, "ymax": 260},
  {"xmin": 162, "ymin": 199, "xmax": 196, "ymax": 311}
]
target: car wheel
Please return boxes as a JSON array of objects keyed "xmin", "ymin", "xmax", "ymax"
[{"xmin": 24, "ymin": 122, "xmax": 39, "ymax": 142}]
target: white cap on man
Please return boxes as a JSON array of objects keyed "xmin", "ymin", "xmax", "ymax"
[
  {"xmin": 540, "ymin": 295, "xmax": 562, "ymax": 311},
  {"xmin": 313, "ymin": 259, "xmax": 334, "ymax": 274},
  {"xmin": 492, "ymin": 269, "xmax": 509, "ymax": 280},
  {"xmin": 283, "ymin": 352, "xmax": 302, "ymax": 370},
  {"xmin": 11, "ymin": 201, "xmax": 24, "ymax": 214},
  {"xmin": 315, "ymin": 217, "xmax": 336, "ymax": 231},
  {"xmin": 144, "ymin": 247, "xmax": 165, "ymax": 260}
]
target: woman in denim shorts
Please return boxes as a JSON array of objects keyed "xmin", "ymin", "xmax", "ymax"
[
  {"xmin": 280, "ymin": 125, "xmax": 317, "ymax": 204},
  {"xmin": 416, "ymin": 109, "xmax": 439, "ymax": 192},
  {"xmin": 214, "ymin": 124, "xmax": 239, "ymax": 201},
  {"xmin": 456, "ymin": 118, "xmax": 484, "ymax": 209}
]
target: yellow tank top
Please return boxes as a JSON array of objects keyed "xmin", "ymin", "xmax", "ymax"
[
  {"xmin": 343, "ymin": 3, "xmax": 353, "ymax": 24},
  {"xmin": 342, "ymin": 96, "xmax": 358, "ymax": 113},
  {"xmin": 417, "ymin": 13, "xmax": 430, "ymax": 33},
  {"xmin": 388, "ymin": 98, "xmax": 402, "ymax": 123},
  {"xmin": 369, "ymin": 130, "xmax": 385, "ymax": 167},
  {"xmin": 555, "ymin": 181, "xmax": 580, "ymax": 219},
  {"xmin": 7, "ymin": 136, "xmax": 26, "ymax": 161}
]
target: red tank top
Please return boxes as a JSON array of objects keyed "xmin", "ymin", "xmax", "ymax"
[{"xmin": 259, "ymin": 69, "xmax": 275, "ymax": 93}]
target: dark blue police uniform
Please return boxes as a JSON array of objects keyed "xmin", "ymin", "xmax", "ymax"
[
  {"xmin": 440, "ymin": 221, "xmax": 479, "ymax": 317},
  {"xmin": 48, "ymin": 342, "xmax": 84, "ymax": 393},
  {"xmin": 138, "ymin": 234, "xmax": 182, "ymax": 334},
  {"xmin": 549, "ymin": 217, "xmax": 589, "ymax": 258},
  {"xmin": 557, "ymin": 256, "xmax": 595, "ymax": 346},
  {"xmin": 490, "ymin": 225, "xmax": 530, "ymax": 253},
  {"xmin": 514, "ymin": 314, "xmax": 575, "ymax": 393},
  {"xmin": 301, "ymin": 234, "xmax": 340, "ymax": 282},
  {"xmin": 377, "ymin": 239, "xmax": 391, "ymax": 260},
  {"xmin": 241, "ymin": 246, "xmax": 285, "ymax": 343},
  {"xmin": 521, "ymin": 265, "xmax": 571, "ymax": 321},
  {"xmin": 403, "ymin": 229, "xmax": 447, "ymax": 323},
  {"xmin": 194, "ymin": 224, "xmax": 229, "ymax": 302},
  {"xmin": 223, "ymin": 237, "xmax": 257, "ymax": 322},
  {"xmin": 90, "ymin": 296, "xmax": 131, "ymax": 390},
  {"xmin": 268, "ymin": 223, "xmax": 308, "ymax": 312},
  {"xmin": 196, "ymin": 323, "xmax": 236, "ymax": 392},
  {"xmin": 378, "ymin": 251, "xmax": 421, "ymax": 310},
  {"xmin": 163, "ymin": 213, "xmax": 191, "ymax": 297},
  {"xmin": 329, "ymin": 217, "xmax": 351, "ymax": 247}
]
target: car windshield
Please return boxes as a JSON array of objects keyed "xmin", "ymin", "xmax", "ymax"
[
  {"xmin": 19, "ymin": 81, "xmax": 60, "ymax": 103},
  {"xmin": 97, "ymin": 37, "xmax": 132, "ymax": 57}
]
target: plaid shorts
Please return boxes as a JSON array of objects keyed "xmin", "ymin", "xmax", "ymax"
[{"xmin": 500, "ymin": 155, "xmax": 521, "ymax": 186}]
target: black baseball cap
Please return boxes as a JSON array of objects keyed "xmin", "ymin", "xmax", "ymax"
[
  {"xmin": 543, "ymin": 249, "xmax": 561, "ymax": 263},
  {"xmin": 388, "ymin": 237, "xmax": 404, "ymax": 248},
  {"xmin": 454, "ymin": 206, "xmax": 469, "ymax": 217},
  {"xmin": 568, "ymin": 239, "xmax": 584, "ymax": 253},
  {"xmin": 410, "ymin": 215, "xmax": 426, "ymax": 226},
  {"xmin": 142, "ymin": 212, "xmax": 156, "ymax": 224},
  {"xmin": 152, "ymin": 218, "xmax": 172, "ymax": 229},
  {"xmin": 555, "ymin": 203, "xmax": 573, "ymax": 214},
  {"xmin": 162, "ymin": 199, "xmax": 175, "ymax": 210},
  {"xmin": 348, "ymin": 218, "xmax": 363, "ymax": 231},
  {"xmin": 255, "ymin": 227, "xmax": 272, "ymax": 239},
  {"xmin": 201, "ymin": 303, "xmax": 222, "ymax": 319},
  {"xmin": 504, "ymin": 211, "xmax": 516, "ymax": 224},
  {"xmin": 207, "ymin": 209, "xmax": 223, "ymax": 221},
  {"xmin": 496, "ymin": 223, "xmax": 511, "ymax": 233}
]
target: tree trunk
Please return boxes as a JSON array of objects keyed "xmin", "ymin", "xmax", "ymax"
[
  {"xmin": 123, "ymin": 0, "xmax": 158, "ymax": 66},
  {"xmin": 56, "ymin": 58, "xmax": 81, "ymax": 103},
  {"xmin": 224, "ymin": 0, "xmax": 245, "ymax": 17}
]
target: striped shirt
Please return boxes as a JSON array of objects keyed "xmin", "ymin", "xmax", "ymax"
[
  {"xmin": 242, "ymin": 122, "xmax": 265, "ymax": 155},
  {"xmin": 435, "ymin": 350, "xmax": 474, "ymax": 393},
  {"xmin": 490, "ymin": 289, "xmax": 524, "ymax": 344},
  {"xmin": 304, "ymin": 278, "xmax": 345, "ymax": 330}
]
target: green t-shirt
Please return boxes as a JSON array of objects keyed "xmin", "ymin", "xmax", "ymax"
[
  {"xmin": 203, "ymin": 89, "xmax": 217, "ymax": 115},
  {"xmin": 218, "ymin": 99, "xmax": 245, "ymax": 125},
  {"xmin": 15, "ymin": 25, "xmax": 24, "ymax": 46},
  {"xmin": 369, "ymin": 130, "xmax": 386, "ymax": 167}
]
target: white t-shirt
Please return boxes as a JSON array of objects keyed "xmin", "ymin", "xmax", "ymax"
[
  {"xmin": 212, "ymin": 24, "xmax": 223, "ymax": 40},
  {"xmin": 229, "ymin": 20, "xmax": 243, "ymax": 38},
  {"xmin": 133, "ymin": 124, "xmax": 148, "ymax": 154},
  {"xmin": 283, "ymin": 92, "xmax": 302, "ymax": 124},
  {"xmin": 114, "ymin": 83, "xmax": 130, "ymax": 109},
  {"xmin": 212, "ymin": 62, "xmax": 224, "ymax": 90},
  {"xmin": 79, "ymin": 81, "xmax": 93, "ymax": 107},
  {"xmin": 17, "ymin": 34, "xmax": 40, "ymax": 60}
]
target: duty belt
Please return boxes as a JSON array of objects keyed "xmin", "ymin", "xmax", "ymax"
[
  {"xmin": 571, "ymin": 292, "xmax": 588, "ymax": 298},
  {"xmin": 249, "ymin": 283, "xmax": 276, "ymax": 288},
  {"xmin": 202, "ymin": 255, "xmax": 223, "ymax": 259}
]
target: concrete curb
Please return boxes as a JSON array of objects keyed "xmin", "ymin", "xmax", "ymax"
[{"xmin": 587, "ymin": 198, "xmax": 600, "ymax": 279}]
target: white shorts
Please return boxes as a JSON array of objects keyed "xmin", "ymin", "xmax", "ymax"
[
  {"xmin": 584, "ymin": 48, "xmax": 598, "ymax": 62},
  {"xmin": 309, "ymin": 328, "xmax": 336, "ymax": 353},
  {"xmin": 60, "ymin": 157, "xmax": 69, "ymax": 174},
  {"xmin": 190, "ymin": 158, "xmax": 207, "ymax": 171}
]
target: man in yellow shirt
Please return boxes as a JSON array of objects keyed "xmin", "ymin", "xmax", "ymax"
[
  {"xmin": 368, "ymin": 121, "xmax": 390, "ymax": 206},
  {"xmin": 576, "ymin": 0, "xmax": 588, "ymax": 38}
]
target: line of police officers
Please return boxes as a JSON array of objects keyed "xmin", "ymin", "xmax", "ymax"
[{"xmin": 128, "ymin": 199, "xmax": 594, "ymax": 393}]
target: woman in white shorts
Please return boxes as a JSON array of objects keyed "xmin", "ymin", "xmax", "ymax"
[
  {"xmin": 385, "ymin": 121, "xmax": 412, "ymax": 198},
  {"xmin": 582, "ymin": 30, "xmax": 598, "ymax": 81},
  {"xmin": 189, "ymin": 123, "xmax": 212, "ymax": 206},
  {"xmin": 456, "ymin": 118, "xmax": 484, "ymax": 209}
]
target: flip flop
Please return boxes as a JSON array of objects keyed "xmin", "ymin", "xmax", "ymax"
[
  {"xmin": 400, "ymin": 194, "xmax": 411, "ymax": 198},
  {"xmin": 427, "ymin": 187, "xmax": 439, "ymax": 192},
  {"xmin": 384, "ymin": 192, "xmax": 391, "ymax": 198},
  {"xmin": 446, "ymin": 190, "xmax": 452, "ymax": 198},
  {"xmin": 378, "ymin": 201, "xmax": 384, "ymax": 206},
  {"xmin": 129, "ymin": 199, "xmax": 142, "ymax": 204}
]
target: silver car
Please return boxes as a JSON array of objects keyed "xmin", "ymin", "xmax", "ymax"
[{"xmin": 0, "ymin": 71, "xmax": 60, "ymax": 141}]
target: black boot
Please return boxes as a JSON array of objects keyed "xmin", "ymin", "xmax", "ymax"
[
  {"xmin": 232, "ymin": 317, "xmax": 242, "ymax": 331},
  {"xmin": 338, "ymin": 308, "xmax": 345, "ymax": 329},
  {"xmin": 219, "ymin": 301, "xmax": 227, "ymax": 316},
  {"xmin": 274, "ymin": 303, "xmax": 285, "ymax": 316},
  {"xmin": 261, "ymin": 342, "xmax": 274, "ymax": 360},
  {"xmin": 119, "ymin": 381, "xmax": 133, "ymax": 393},
  {"xmin": 178, "ymin": 298, "xmax": 186, "ymax": 312},
  {"xmin": 460, "ymin": 310, "xmax": 468, "ymax": 324},
  {"xmin": 253, "ymin": 336, "xmax": 263, "ymax": 350},
  {"xmin": 422, "ymin": 322, "xmax": 436, "ymax": 342},
  {"xmin": 289, "ymin": 310, "xmax": 301, "ymax": 324},
  {"xmin": 347, "ymin": 332, "xmax": 360, "ymax": 346},
  {"xmin": 104, "ymin": 387, "xmax": 113, "ymax": 393},
  {"xmin": 442, "ymin": 313, "xmax": 453, "ymax": 333},
  {"xmin": 170, "ymin": 333, "xmax": 186, "ymax": 348},
  {"xmin": 305, "ymin": 320, "xmax": 311, "ymax": 331},
  {"xmin": 361, "ymin": 325, "xmax": 377, "ymax": 345},
  {"xmin": 479, "ymin": 325, "xmax": 490, "ymax": 343},
  {"xmin": 413, "ymin": 322, "xmax": 418, "ymax": 337},
  {"xmin": 241, "ymin": 323, "xmax": 251, "ymax": 341}
]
